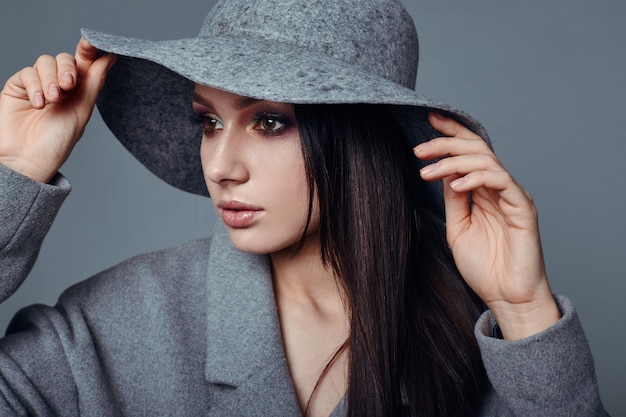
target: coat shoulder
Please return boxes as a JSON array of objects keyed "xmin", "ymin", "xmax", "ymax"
[{"xmin": 59, "ymin": 236, "xmax": 214, "ymax": 309}]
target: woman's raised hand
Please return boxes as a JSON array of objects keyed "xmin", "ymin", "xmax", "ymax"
[
  {"xmin": 0, "ymin": 38, "xmax": 115, "ymax": 183},
  {"xmin": 415, "ymin": 113, "xmax": 560, "ymax": 340}
]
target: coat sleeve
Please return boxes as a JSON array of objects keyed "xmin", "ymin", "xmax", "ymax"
[
  {"xmin": 0, "ymin": 235, "xmax": 213, "ymax": 416},
  {"xmin": 475, "ymin": 294, "xmax": 608, "ymax": 416},
  {"xmin": 0, "ymin": 163, "xmax": 70, "ymax": 303},
  {"xmin": 0, "ymin": 304, "xmax": 105, "ymax": 416}
]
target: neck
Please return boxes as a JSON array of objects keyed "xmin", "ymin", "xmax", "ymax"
[
  {"xmin": 270, "ymin": 234, "xmax": 350, "ymax": 416},
  {"xmin": 270, "ymin": 234, "xmax": 345, "ymax": 316}
]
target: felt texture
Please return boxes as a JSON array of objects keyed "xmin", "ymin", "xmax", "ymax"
[
  {"xmin": 0, "ymin": 164, "xmax": 70, "ymax": 303},
  {"xmin": 83, "ymin": 0, "xmax": 490, "ymax": 196},
  {"xmin": 475, "ymin": 295, "xmax": 607, "ymax": 416}
]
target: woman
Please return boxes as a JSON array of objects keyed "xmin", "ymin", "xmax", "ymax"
[{"xmin": 0, "ymin": 0, "xmax": 608, "ymax": 416}]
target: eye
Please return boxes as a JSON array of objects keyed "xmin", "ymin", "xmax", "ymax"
[
  {"xmin": 200, "ymin": 113, "xmax": 223, "ymax": 136},
  {"xmin": 259, "ymin": 117, "xmax": 282, "ymax": 132},
  {"xmin": 253, "ymin": 113, "xmax": 292, "ymax": 135}
]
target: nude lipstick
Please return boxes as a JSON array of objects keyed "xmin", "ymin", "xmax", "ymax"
[{"xmin": 217, "ymin": 200, "xmax": 263, "ymax": 228}]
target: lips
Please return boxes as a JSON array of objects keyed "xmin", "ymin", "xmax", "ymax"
[{"xmin": 217, "ymin": 200, "xmax": 264, "ymax": 228}]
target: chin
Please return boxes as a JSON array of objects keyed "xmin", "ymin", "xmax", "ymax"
[{"xmin": 225, "ymin": 227, "xmax": 300, "ymax": 256}]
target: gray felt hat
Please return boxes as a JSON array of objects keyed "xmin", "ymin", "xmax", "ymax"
[{"xmin": 83, "ymin": 0, "xmax": 489, "ymax": 197}]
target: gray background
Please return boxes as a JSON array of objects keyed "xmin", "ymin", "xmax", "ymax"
[{"xmin": 1, "ymin": 0, "xmax": 624, "ymax": 414}]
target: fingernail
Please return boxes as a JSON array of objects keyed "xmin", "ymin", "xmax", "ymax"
[
  {"xmin": 420, "ymin": 162, "xmax": 439, "ymax": 176},
  {"xmin": 48, "ymin": 84, "xmax": 59, "ymax": 99},
  {"xmin": 414, "ymin": 141, "xmax": 432, "ymax": 155},
  {"xmin": 61, "ymin": 72, "xmax": 74, "ymax": 86},
  {"xmin": 34, "ymin": 91, "xmax": 44, "ymax": 108},
  {"xmin": 430, "ymin": 112, "xmax": 445, "ymax": 120},
  {"xmin": 450, "ymin": 177, "xmax": 468, "ymax": 188}
]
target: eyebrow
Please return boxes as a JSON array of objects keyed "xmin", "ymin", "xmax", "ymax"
[{"xmin": 192, "ymin": 92, "xmax": 263, "ymax": 110}]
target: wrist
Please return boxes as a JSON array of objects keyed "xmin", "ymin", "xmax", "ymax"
[
  {"xmin": 0, "ymin": 156, "xmax": 55, "ymax": 184},
  {"xmin": 488, "ymin": 294, "xmax": 561, "ymax": 340}
]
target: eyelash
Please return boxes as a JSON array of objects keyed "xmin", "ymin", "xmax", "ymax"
[
  {"xmin": 190, "ymin": 113, "xmax": 222, "ymax": 136},
  {"xmin": 252, "ymin": 113, "xmax": 293, "ymax": 136},
  {"xmin": 191, "ymin": 112, "xmax": 294, "ymax": 137}
]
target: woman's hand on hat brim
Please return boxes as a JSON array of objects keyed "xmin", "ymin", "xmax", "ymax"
[
  {"xmin": 0, "ymin": 38, "xmax": 116, "ymax": 183},
  {"xmin": 414, "ymin": 112, "xmax": 560, "ymax": 340}
]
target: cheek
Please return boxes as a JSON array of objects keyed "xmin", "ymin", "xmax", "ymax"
[
  {"xmin": 280, "ymin": 158, "xmax": 309, "ymax": 203},
  {"xmin": 258, "ymin": 163, "xmax": 309, "ymax": 220},
  {"xmin": 260, "ymin": 148, "xmax": 311, "ymax": 223},
  {"xmin": 259, "ymin": 142, "xmax": 307, "ymax": 192}
]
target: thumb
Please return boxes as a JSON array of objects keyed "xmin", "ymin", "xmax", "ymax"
[
  {"xmin": 73, "ymin": 53, "xmax": 116, "ymax": 120},
  {"xmin": 83, "ymin": 53, "xmax": 116, "ymax": 100}
]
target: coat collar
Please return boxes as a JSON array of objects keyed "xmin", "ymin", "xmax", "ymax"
[
  {"xmin": 203, "ymin": 222, "xmax": 347, "ymax": 416},
  {"xmin": 203, "ymin": 222, "xmax": 302, "ymax": 415}
]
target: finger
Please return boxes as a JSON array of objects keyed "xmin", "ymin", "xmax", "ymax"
[
  {"xmin": 449, "ymin": 169, "xmax": 510, "ymax": 192},
  {"xmin": 441, "ymin": 174, "xmax": 471, "ymax": 236},
  {"xmin": 33, "ymin": 55, "xmax": 62, "ymax": 104},
  {"xmin": 428, "ymin": 112, "xmax": 483, "ymax": 141},
  {"xmin": 419, "ymin": 153, "xmax": 502, "ymax": 182},
  {"xmin": 74, "ymin": 37, "xmax": 101, "ymax": 77},
  {"xmin": 414, "ymin": 135, "xmax": 493, "ymax": 162},
  {"xmin": 7, "ymin": 67, "xmax": 46, "ymax": 108},
  {"xmin": 72, "ymin": 37, "xmax": 116, "ymax": 112},
  {"xmin": 414, "ymin": 112, "xmax": 492, "ymax": 160},
  {"xmin": 71, "ymin": 52, "xmax": 116, "ymax": 120},
  {"xmin": 55, "ymin": 52, "xmax": 77, "ymax": 91},
  {"xmin": 440, "ymin": 170, "xmax": 536, "ymax": 246},
  {"xmin": 448, "ymin": 170, "xmax": 532, "ymax": 208}
]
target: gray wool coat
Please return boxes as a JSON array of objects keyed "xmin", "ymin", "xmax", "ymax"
[{"xmin": 0, "ymin": 164, "xmax": 608, "ymax": 416}]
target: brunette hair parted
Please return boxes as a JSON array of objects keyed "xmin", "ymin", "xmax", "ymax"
[{"xmin": 295, "ymin": 104, "xmax": 488, "ymax": 417}]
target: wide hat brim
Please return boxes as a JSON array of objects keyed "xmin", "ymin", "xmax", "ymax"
[{"xmin": 83, "ymin": 28, "xmax": 490, "ymax": 197}]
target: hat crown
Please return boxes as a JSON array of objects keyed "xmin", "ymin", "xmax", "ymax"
[{"xmin": 200, "ymin": 0, "xmax": 419, "ymax": 89}]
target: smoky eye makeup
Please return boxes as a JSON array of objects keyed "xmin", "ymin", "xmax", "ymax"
[
  {"xmin": 191, "ymin": 90, "xmax": 296, "ymax": 137},
  {"xmin": 190, "ymin": 111, "xmax": 223, "ymax": 136},
  {"xmin": 252, "ymin": 111, "xmax": 295, "ymax": 136}
]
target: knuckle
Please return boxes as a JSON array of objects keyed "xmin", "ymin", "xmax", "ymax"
[
  {"xmin": 34, "ymin": 54, "xmax": 55, "ymax": 67},
  {"xmin": 473, "ymin": 138, "xmax": 493, "ymax": 153},
  {"xmin": 56, "ymin": 52, "xmax": 73, "ymax": 60},
  {"xmin": 20, "ymin": 68, "xmax": 39, "ymax": 85},
  {"xmin": 482, "ymin": 152, "xmax": 501, "ymax": 167},
  {"xmin": 470, "ymin": 170, "xmax": 485, "ymax": 182},
  {"xmin": 433, "ymin": 136, "xmax": 452, "ymax": 149},
  {"xmin": 20, "ymin": 66, "xmax": 36, "ymax": 77},
  {"xmin": 465, "ymin": 129, "xmax": 484, "ymax": 141},
  {"xmin": 498, "ymin": 170, "xmax": 513, "ymax": 184},
  {"xmin": 56, "ymin": 53, "xmax": 77, "ymax": 69}
]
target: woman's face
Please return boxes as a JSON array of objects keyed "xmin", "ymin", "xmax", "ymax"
[{"xmin": 194, "ymin": 85, "xmax": 316, "ymax": 255}]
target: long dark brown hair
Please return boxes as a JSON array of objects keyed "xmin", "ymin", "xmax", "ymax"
[{"xmin": 294, "ymin": 104, "xmax": 487, "ymax": 417}]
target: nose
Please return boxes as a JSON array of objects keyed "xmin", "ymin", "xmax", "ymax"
[{"xmin": 201, "ymin": 129, "xmax": 250, "ymax": 186}]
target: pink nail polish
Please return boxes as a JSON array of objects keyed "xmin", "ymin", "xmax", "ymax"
[
  {"xmin": 34, "ymin": 92, "xmax": 44, "ymax": 108},
  {"xmin": 420, "ymin": 163, "xmax": 439, "ymax": 176},
  {"xmin": 48, "ymin": 84, "xmax": 59, "ymax": 99},
  {"xmin": 61, "ymin": 72, "xmax": 74, "ymax": 86},
  {"xmin": 430, "ymin": 112, "xmax": 446, "ymax": 122},
  {"xmin": 450, "ymin": 177, "xmax": 468, "ymax": 188},
  {"xmin": 415, "ymin": 141, "xmax": 432, "ymax": 154}
]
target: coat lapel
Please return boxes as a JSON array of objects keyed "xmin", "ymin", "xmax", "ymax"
[{"xmin": 204, "ymin": 222, "xmax": 302, "ymax": 416}]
